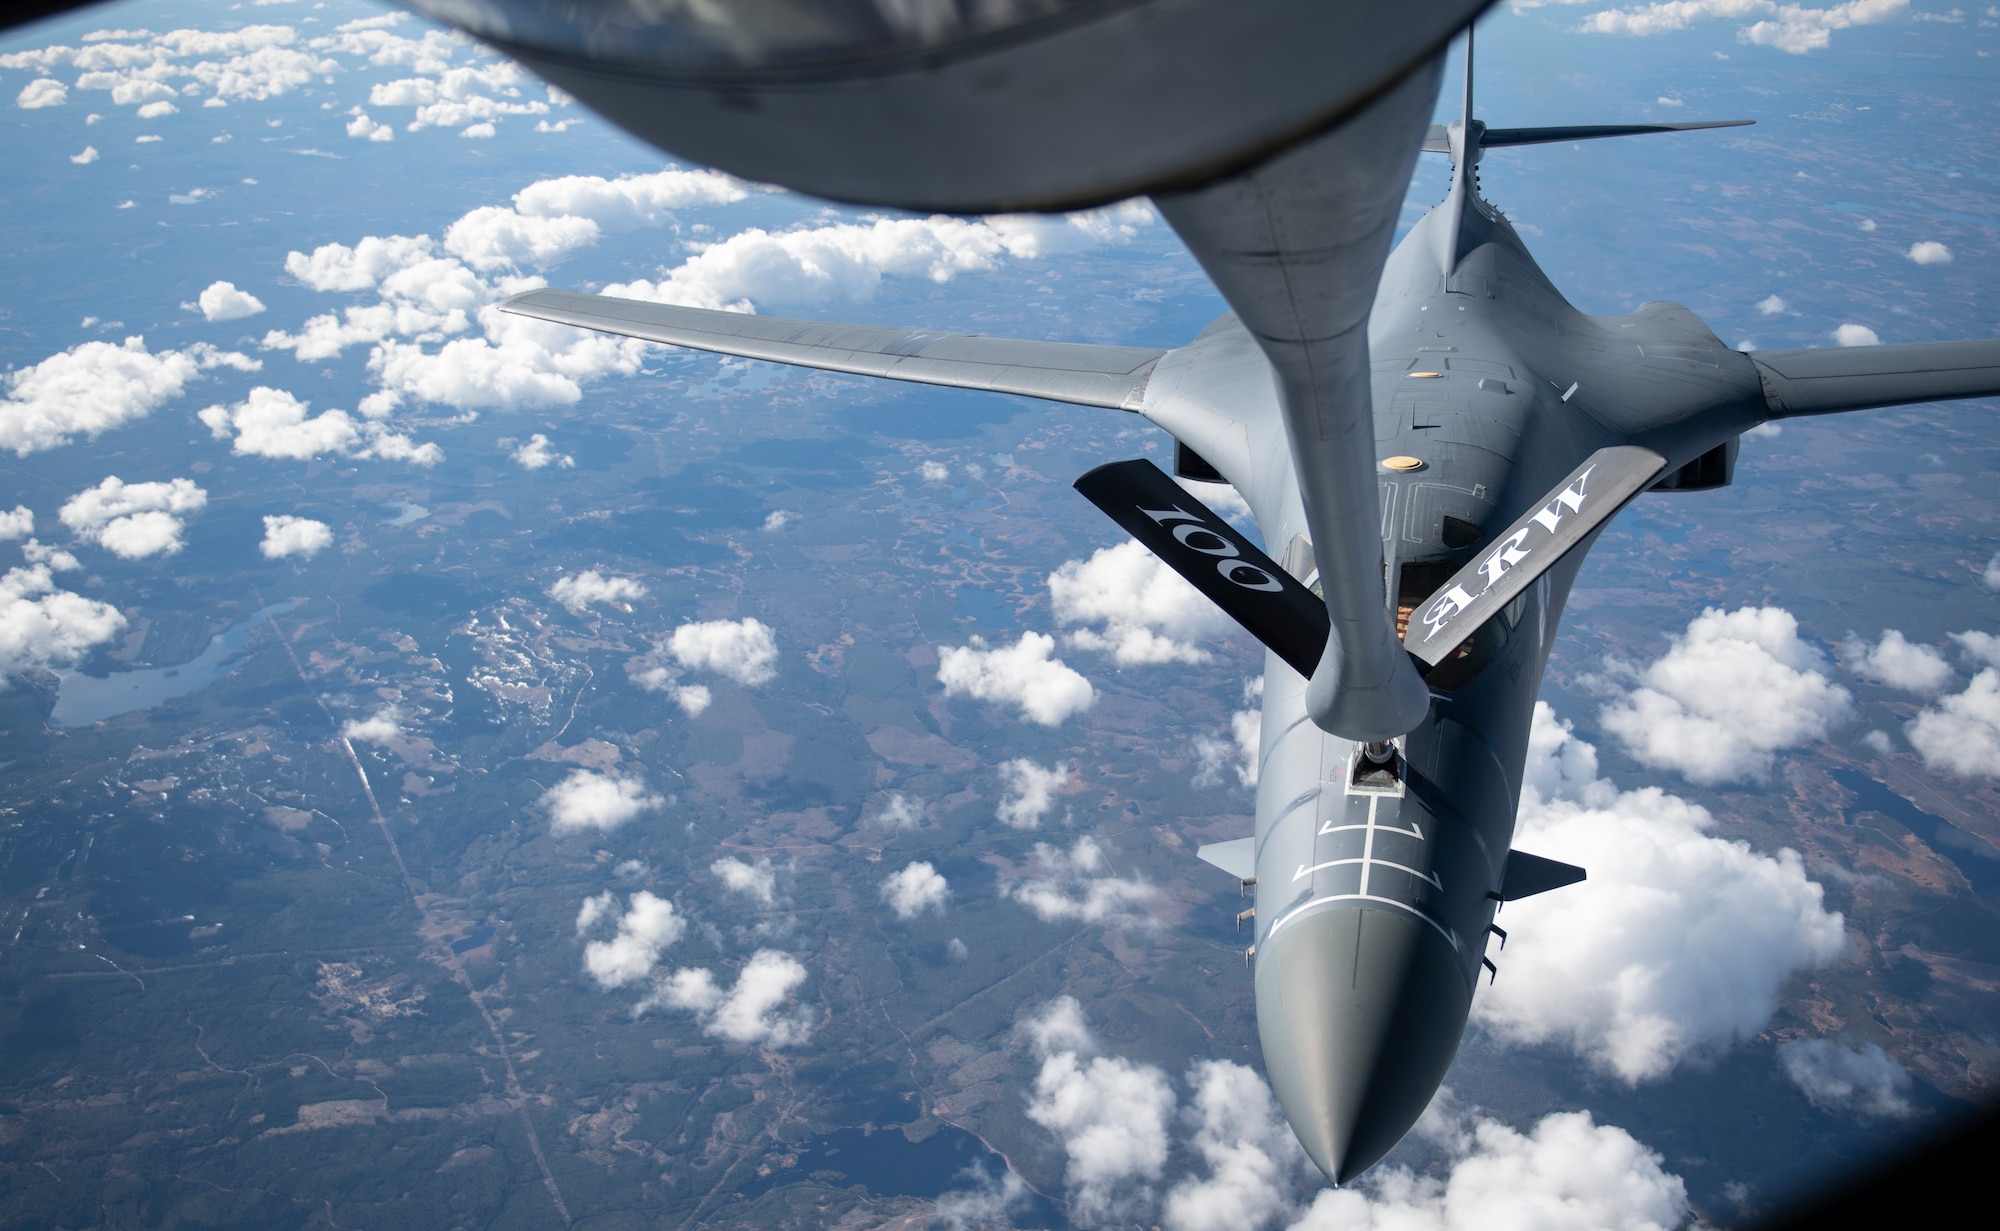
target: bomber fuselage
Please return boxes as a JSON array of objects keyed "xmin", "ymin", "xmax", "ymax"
[{"xmin": 1142, "ymin": 173, "xmax": 1767, "ymax": 1181}]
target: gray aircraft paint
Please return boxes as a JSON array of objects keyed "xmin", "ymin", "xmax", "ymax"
[{"xmin": 500, "ymin": 39, "xmax": 2000, "ymax": 1187}]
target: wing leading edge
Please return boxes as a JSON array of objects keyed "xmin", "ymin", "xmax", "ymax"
[{"xmin": 498, "ymin": 289, "xmax": 1165, "ymax": 411}]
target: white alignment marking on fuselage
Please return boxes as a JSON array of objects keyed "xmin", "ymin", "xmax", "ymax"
[
  {"xmin": 1291, "ymin": 857, "xmax": 1443, "ymax": 889},
  {"xmin": 1265, "ymin": 892, "xmax": 1459, "ymax": 950}
]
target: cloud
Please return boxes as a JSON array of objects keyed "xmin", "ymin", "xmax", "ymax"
[
  {"xmin": 1, "ymin": 336, "xmax": 255, "ymax": 455},
  {"xmin": 511, "ymin": 432, "xmax": 572, "ymax": 469},
  {"xmin": 1474, "ymin": 704, "xmax": 1846, "ymax": 1083},
  {"xmin": 997, "ymin": 758, "xmax": 1072, "ymax": 829},
  {"xmin": 640, "ymin": 950, "xmax": 813, "ymax": 1047},
  {"xmin": 1004, "ymin": 837, "xmax": 1157, "ymax": 927},
  {"xmin": 0, "ymin": 507, "xmax": 31, "ymax": 541},
  {"xmin": 761, "ymin": 510, "xmax": 792, "ymax": 531},
  {"xmin": 17, "ymin": 79, "xmax": 67, "ymax": 108},
  {"xmin": 341, "ymin": 706, "xmax": 401, "ymax": 744},
  {"xmin": 1952, "ymin": 630, "xmax": 2000, "ymax": 669},
  {"xmin": 539, "ymin": 769, "xmax": 664, "ymax": 835},
  {"xmin": 580, "ymin": 891, "xmax": 685, "ymax": 989},
  {"xmin": 938, "ymin": 631, "xmax": 1095, "ymax": 726},
  {"xmin": 197, "ymin": 387, "xmax": 439, "ymax": 465},
  {"xmin": 712, "ymin": 857, "xmax": 776, "ymax": 906},
  {"xmin": 196, "ymin": 280, "xmax": 266, "ymax": 321},
  {"xmin": 0, "ymin": 563, "xmax": 126, "ymax": 682},
  {"xmin": 863, "ymin": 792, "xmax": 922, "ymax": 832},
  {"xmin": 1050, "ymin": 539, "xmax": 1233, "ymax": 665},
  {"xmin": 1162, "ymin": 1060, "xmax": 1305, "ymax": 1231},
  {"xmin": 1907, "ymin": 240, "xmax": 1954, "ymax": 265},
  {"xmin": 367, "ymin": 60, "xmax": 548, "ymax": 132},
  {"xmin": 70, "ymin": 146, "xmax": 99, "ymax": 164},
  {"xmin": 511, "ymin": 168, "xmax": 747, "ymax": 229},
  {"xmin": 59, "ymin": 475, "xmax": 208, "ymax": 558},
  {"xmin": 1840, "ymin": 629, "xmax": 1952, "ymax": 693},
  {"xmin": 1834, "ymin": 323, "xmax": 1881, "ymax": 347},
  {"xmin": 345, "ymin": 109, "xmax": 393, "ymax": 141},
  {"xmin": 1778, "ymin": 1039, "xmax": 1914, "ymax": 1119},
  {"xmin": 1021, "ymin": 996, "xmax": 1177, "ymax": 1225},
  {"xmin": 1905, "ymin": 668, "xmax": 2000, "ymax": 778},
  {"xmin": 1577, "ymin": 0, "xmax": 1909, "ymax": 53},
  {"xmin": 1290, "ymin": 1107, "xmax": 1689, "ymax": 1231},
  {"xmin": 667, "ymin": 617, "xmax": 778, "ymax": 686},
  {"xmin": 881, "ymin": 861, "xmax": 949, "ymax": 920},
  {"xmin": 137, "ymin": 99, "xmax": 177, "ymax": 119},
  {"xmin": 1194, "ymin": 681, "xmax": 1263, "ymax": 789},
  {"xmin": 548, "ymin": 570, "xmax": 646, "ymax": 611},
  {"xmin": 1985, "ymin": 552, "xmax": 2000, "ymax": 591},
  {"xmin": 1757, "ymin": 294, "xmax": 1788, "ymax": 315},
  {"xmin": 920, "ymin": 460, "xmax": 950, "ymax": 483},
  {"xmin": 1599, "ymin": 606, "xmax": 1852, "ymax": 783},
  {"xmin": 261, "ymin": 514, "xmax": 331, "ymax": 559},
  {"xmin": 933, "ymin": 1166, "xmax": 1031, "ymax": 1230},
  {"xmin": 599, "ymin": 203, "xmax": 1153, "ymax": 313}
]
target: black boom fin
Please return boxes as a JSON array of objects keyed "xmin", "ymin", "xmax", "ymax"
[{"xmin": 1073, "ymin": 459, "xmax": 1328, "ymax": 677}]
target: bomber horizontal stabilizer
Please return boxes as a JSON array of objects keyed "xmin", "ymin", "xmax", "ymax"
[
  {"xmin": 1421, "ymin": 119, "xmax": 1752, "ymax": 153},
  {"xmin": 1500, "ymin": 850, "xmax": 1587, "ymax": 901},
  {"xmin": 1197, "ymin": 837, "xmax": 1255, "ymax": 880},
  {"xmin": 497, "ymin": 289, "xmax": 1165, "ymax": 411},
  {"xmin": 1405, "ymin": 446, "xmax": 1667, "ymax": 667},
  {"xmin": 1073, "ymin": 459, "xmax": 1329, "ymax": 678},
  {"xmin": 1749, "ymin": 339, "xmax": 2000, "ymax": 418}
]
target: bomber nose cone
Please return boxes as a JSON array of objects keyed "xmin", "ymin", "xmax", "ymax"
[{"xmin": 1254, "ymin": 905, "xmax": 1472, "ymax": 1183}]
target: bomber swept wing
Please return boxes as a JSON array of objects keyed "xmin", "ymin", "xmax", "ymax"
[{"xmin": 498, "ymin": 290, "xmax": 1164, "ymax": 412}]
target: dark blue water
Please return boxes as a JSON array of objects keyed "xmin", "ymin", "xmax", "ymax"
[
  {"xmin": 1833, "ymin": 770, "xmax": 2000, "ymax": 898},
  {"xmin": 53, "ymin": 601, "xmax": 299, "ymax": 727},
  {"xmin": 740, "ymin": 1124, "xmax": 1018, "ymax": 1202},
  {"xmin": 451, "ymin": 926, "xmax": 495, "ymax": 954}
]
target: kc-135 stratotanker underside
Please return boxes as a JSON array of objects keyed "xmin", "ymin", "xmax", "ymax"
[{"xmin": 493, "ymin": 34, "xmax": 2000, "ymax": 1184}]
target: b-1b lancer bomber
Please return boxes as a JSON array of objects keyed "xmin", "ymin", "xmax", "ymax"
[{"xmin": 494, "ymin": 33, "xmax": 2000, "ymax": 1184}]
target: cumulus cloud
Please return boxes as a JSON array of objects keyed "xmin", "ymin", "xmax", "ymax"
[
  {"xmin": 666, "ymin": 617, "xmax": 778, "ymax": 686},
  {"xmin": 1599, "ymin": 606, "xmax": 1852, "ymax": 783},
  {"xmin": 640, "ymin": 950, "xmax": 813, "ymax": 1047},
  {"xmin": 997, "ymin": 758, "xmax": 1072, "ymax": 829},
  {"xmin": 1840, "ymin": 629, "xmax": 1952, "ymax": 693},
  {"xmin": 712, "ymin": 856, "xmax": 776, "ymax": 906},
  {"xmin": 1778, "ymin": 1039, "xmax": 1914, "ymax": 1119},
  {"xmin": 195, "ymin": 280, "xmax": 266, "ymax": 321},
  {"xmin": 863, "ymin": 792, "xmax": 922, "ymax": 831},
  {"xmin": 539, "ymin": 769, "xmax": 664, "ymax": 835},
  {"xmin": 59, "ymin": 475, "xmax": 208, "ymax": 558},
  {"xmin": 1907, "ymin": 240, "xmax": 1953, "ymax": 265},
  {"xmin": 512, "ymin": 432, "xmax": 572, "ymax": 469},
  {"xmin": 1835, "ymin": 323, "xmax": 1881, "ymax": 347},
  {"xmin": 1577, "ymin": 0, "xmax": 1908, "ymax": 54},
  {"xmin": 920, "ymin": 460, "xmax": 950, "ymax": 483},
  {"xmin": 1021, "ymin": 996, "xmax": 1177, "ymax": 1225},
  {"xmin": 341, "ymin": 706, "xmax": 401, "ymax": 744},
  {"xmin": 70, "ymin": 146, "xmax": 99, "ymax": 164},
  {"xmin": 1050, "ymin": 539, "xmax": 1232, "ymax": 665},
  {"xmin": 0, "ymin": 507, "xmax": 32, "ymax": 541},
  {"xmin": 1, "ymin": 336, "xmax": 255, "ymax": 455},
  {"xmin": 1005, "ymin": 838, "xmax": 1157, "ymax": 927},
  {"xmin": 1475, "ymin": 704, "xmax": 1846, "ymax": 1083},
  {"xmin": 1757, "ymin": 294, "xmax": 1789, "ymax": 315},
  {"xmin": 1905, "ymin": 668, "xmax": 2000, "ymax": 778},
  {"xmin": 548, "ymin": 569, "xmax": 646, "ymax": 611},
  {"xmin": 938, "ymin": 631, "xmax": 1095, "ymax": 726},
  {"xmin": 600, "ymin": 204, "xmax": 1152, "ymax": 313},
  {"xmin": 5, "ymin": 26, "xmax": 339, "ymax": 112},
  {"xmin": 18, "ymin": 79, "xmax": 67, "ymax": 108},
  {"xmin": 1194, "ymin": 683, "xmax": 1263, "ymax": 789},
  {"xmin": 579, "ymin": 891, "xmax": 684, "ymax": 990},
  {"xmin": 261, "ymin": 514, "xmax": 332, "ymax": 559},
  {"xmin": 1162, "ymin": 1060, "xmax": 1304, "ymax": 1231},
  {"xmin": 0, "ymin": 562, "xmax": 126, "ymax": 683},
  {"xmin": 881, "ymin": 861, "xmax": 949, "ymax": 920},
  {"xmin": 1984, "ymin": 552, "xmax": 2000, "ymax": 591},
  {"xmin": 1291, "ymin": 1106, "xmax": 1688, "ymax": 1231},
  {"xmin": 198, "ymin": 387, "xmax": 440, "ymax": 465}
]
